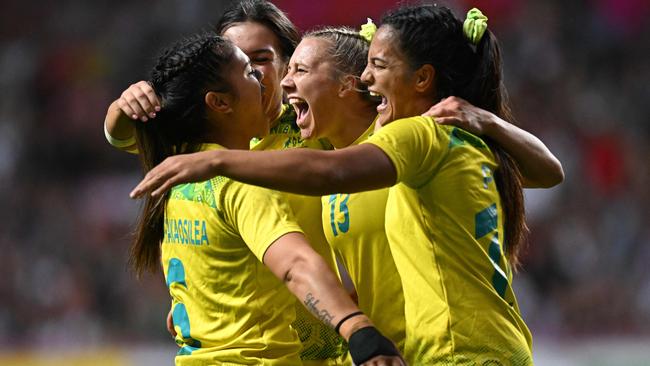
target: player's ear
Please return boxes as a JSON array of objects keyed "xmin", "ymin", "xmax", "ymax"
[
  {"xmin": 413, "ymin": 64, "xmax": 435, "ymax": 94},
  {"xmin": 205, "ymin": 91, "xmax": 234, "ymax": 114}
]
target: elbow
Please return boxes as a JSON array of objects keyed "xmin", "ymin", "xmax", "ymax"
[
  {"xmin": 523, "ymin": 158, "xmax": 565, "ymax": 189},
  {"xmin": 541, "ymin": 160, "xmax": 565, "ymax": 188},
  {"xmin": 551, "ymin": 163, "xmax": 565, "ymax": 187}
]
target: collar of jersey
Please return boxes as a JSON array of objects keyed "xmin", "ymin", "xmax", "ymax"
[{"xmin": 199, "ymin": 143, "xmax": 227, "ymax": 152}]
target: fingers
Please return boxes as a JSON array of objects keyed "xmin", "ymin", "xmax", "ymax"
[
  {"xmin": 130, "ymin": 171, "xmax": 162, "ymax": 199},
  {"xmin": 130, "ymin": 164, "xmax": 178, "ymax": 199},
  {"xmin": 423, "ymin": 97, "xmax": 459, "ymax": 118},
  {"xmin": 130, "ymin": 167, "xmax": 161, "ymax": 198},
  {"xmin": 135, "ymin": 81, "xmax": 161, "ymax": 108},
  {"xmin": 116, "ymin": 98, "xmax": 138, "ymax": 120},
  {"xmin": 151, "ymin": 176, "xmax": 178, "ymax": 198},
  {"xmin": 432, "ymin": 117, "xmax": 460, "ymax": 125},
  {"xmin": 135, "ymin": 81, "xmax": 161, "ymax": 117},
  {"xmin": 422, "ymin": 102, "xmax": 444, "ymax": 117},
  {"xmin": 166, "ymin": 309, "xmax": 177, "ymax": 337},
  {"xmin": 119, "ymin": 81, "xmax": 161, "ymax": 121},
  {"xmin": 425, "ymin": 105, "xmax": 455, "ymax": 118}
]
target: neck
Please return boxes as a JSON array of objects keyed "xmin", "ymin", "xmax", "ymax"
[
  {"xmin": 383, "ymin": 95, "xmax": 437, "ymax": 128},
  {"xmin": 202, "ymin": 117, "xmax": 252, "ymax": 150},
  {"xmin": 267, "ymin": 101, "xmax": 284, "ymax": 129},
  {"xmin": 202, "ymin": 131, "xmax": 251, "ymax": 150},
  {"xmin": 328, "ymin": 102, "xmax": 377, "ymax": 149}
]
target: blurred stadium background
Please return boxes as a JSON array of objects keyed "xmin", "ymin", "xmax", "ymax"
[{"xmin": 0, "ymin": 0, "xmax": 648, "ymax": 364}]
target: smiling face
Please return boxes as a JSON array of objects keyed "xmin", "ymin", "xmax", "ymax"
[
  {"xmin": 281, "ymin": 37, "xmax": 343, "ymax": 140},
  {"xmin": 226, "ymin": 47, "xmax": 268, "ymax": 139},
  {"xmin": 223, "ymin": 21, "xmax": 288, "ymax": 124},
  {"xmin": 361, "ymin": 25, "xmax": 421, "ymax": 127}
]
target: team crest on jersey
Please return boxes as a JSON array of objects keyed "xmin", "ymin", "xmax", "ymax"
[
  {"xmin": 448, "ymin": 127, "xmax": 487, "ymax": 149},
  {"xmin": 170, "ymin": 181, "xmax": 216, "ymax": 208}
]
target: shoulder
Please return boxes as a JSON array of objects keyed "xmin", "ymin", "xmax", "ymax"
[{"xmin": 169, "ymin": 178, "xmax": 227, "ymax": 210}]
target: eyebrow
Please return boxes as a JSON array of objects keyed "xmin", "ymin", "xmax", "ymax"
[
  {"xmin": 289, "ymin": 60, "xmax": 309, "ymax": 68},
  {"xmin": 248, "ymin": 48, "xmax": 275, "ymax": 55}
]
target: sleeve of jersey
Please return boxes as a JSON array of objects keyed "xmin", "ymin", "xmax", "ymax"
[
  {"xmin": 226, "ymin": 183, "xmax": 304, "ymax": 262},
  {"xmin": 362, "ymin": 116, "xmax": 447, "ymax": 188}
]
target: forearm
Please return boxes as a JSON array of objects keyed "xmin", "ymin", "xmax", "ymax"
[
  {"xmin": 215, "ymin": 146, "xmax": 394, "ymax": 196},
  {"xmin": 130, "ymin": 144, "xmax": 396, "ymax": 198},
  {"xmin": 485, "ymin": 116, "xmax": 564, "ymax": 188},
  {"xmin": 264, "ymin": 233, "xmax": 402, "ymax": 362},
  {"xmin": 283, "ymin": 252, "xmax": 371, "ymax": 341}
]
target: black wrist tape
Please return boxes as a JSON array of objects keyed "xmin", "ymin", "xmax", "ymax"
[{"xmin": 348, "ymin": 326, "xmax": 400, "ymax": 364}]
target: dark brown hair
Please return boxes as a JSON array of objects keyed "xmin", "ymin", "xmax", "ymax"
[{"xmin": 216, "ymin": 0, "xmax": 300, "ymax": 62}]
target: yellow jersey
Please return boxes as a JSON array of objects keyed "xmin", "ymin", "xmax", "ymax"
[
  {"xmin": 162, "ymin": 143, "xmax": 304, "ymax": 365},
  {"xmin": 364, "ymin": 116, "xmax": 533, "ymax": 365},
  {"xmin": 253, "ymin": 105, "xmax": 349, "ymax": 365},
  {"xmin": 321, "ymin": 120, "xmax": 406, "ymax": 352}
]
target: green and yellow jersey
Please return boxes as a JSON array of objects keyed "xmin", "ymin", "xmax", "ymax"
[
  {"xmin": 364, "ymin": 116, "xmax": 533, "ymax": 365},
  {"xmin": 253, "ymin": 105, "xmax": 349, "ymax": 365},
  {"xmin": 321, "ymin": 120, "xmax": 406, "ymax": 352},
  {"xmin": 162, "ymin": 143, "xmax": 303, "ymax": 365}
]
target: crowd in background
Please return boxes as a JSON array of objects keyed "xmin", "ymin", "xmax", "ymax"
[{"xmin": 0, "ymin": 0, "xmax": 648, "ymax": 349}]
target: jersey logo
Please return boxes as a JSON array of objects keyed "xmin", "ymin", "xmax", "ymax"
[
  {"xmin": 449, "ymin": 127, "xmax": 487, "ymax": 149},
  {"xmin": 170, "ymin": 181, "xmax": 217, "ymax": 209},
  {"xmin": 482, "ymin": 164, "xmax": 494, "ymax": 188},
  {"xmin": 283, "ymin": 135, "xmax": 305, "ymax": 148}
]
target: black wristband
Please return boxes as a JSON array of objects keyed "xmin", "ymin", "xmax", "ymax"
[
  {"xmin": 334, "ymin": 311, "xmax": 364, "ymax": 334},
  {"xmin": 348, "ymin": 326, "xmax": 400, "ymax": 365}
]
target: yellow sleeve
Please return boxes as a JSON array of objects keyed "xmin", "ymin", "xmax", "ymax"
[
  {"xmin": 223, "ymin": 182, "xmax": 303, "ymax": 261},
  {"xmin": 363, "ymin": 116, "xmax": 447, "ymax": 188}
]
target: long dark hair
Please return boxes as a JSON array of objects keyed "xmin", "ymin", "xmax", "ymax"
[
  {"xmin": 216, "ymin": 0, "xmax": 300, "ymax": 62},
  {"xmin": 382, "ymin": 5, "xmax": 528, "ymax": 267},
  {"xmin": 131, "ymin": 33, "xmax": 236, "ymax": 276}
]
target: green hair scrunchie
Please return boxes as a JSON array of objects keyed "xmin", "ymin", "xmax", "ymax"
[
  {"xmin": 463, "ymin": 8, "xmax": 488, "ymax": 45},
  {"xmin": 359, "ymin": 18, "xmax": 377, "ymax": 43}
]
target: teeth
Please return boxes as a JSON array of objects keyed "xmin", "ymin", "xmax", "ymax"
[
  {"xmin": 289, "ymin": 97, "xmax": 306, "ymax": 105},
  {"xmin": 369, "ymin": 91, "xmax": 382, "ymax": 97}
]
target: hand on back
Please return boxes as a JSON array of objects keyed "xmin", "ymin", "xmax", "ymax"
[{"xmin": 422, "ymin": 96, "xmax": 497, "ymax": 136}]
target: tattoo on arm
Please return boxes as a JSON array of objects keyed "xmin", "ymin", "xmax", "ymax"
[{"xmin": 303, "ymin": 293, "xmax": 334, "ymax": 327}]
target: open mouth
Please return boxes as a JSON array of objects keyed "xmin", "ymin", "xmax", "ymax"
[
  {"xmin": 289, "ymin": 97, "xmax": 310, "ymax": 126},
  {"xmin": 369, "ymin": 90, "xmax": 388, "ymax": 113}
]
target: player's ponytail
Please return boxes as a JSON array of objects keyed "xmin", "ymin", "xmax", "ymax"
[
  {"xmin": 131, "ymin": 33, "xmax": 236, "ymax": 276},
  {"xmin": 471, "ymin": 28, "xmax": 528, "ymax": 267}
]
